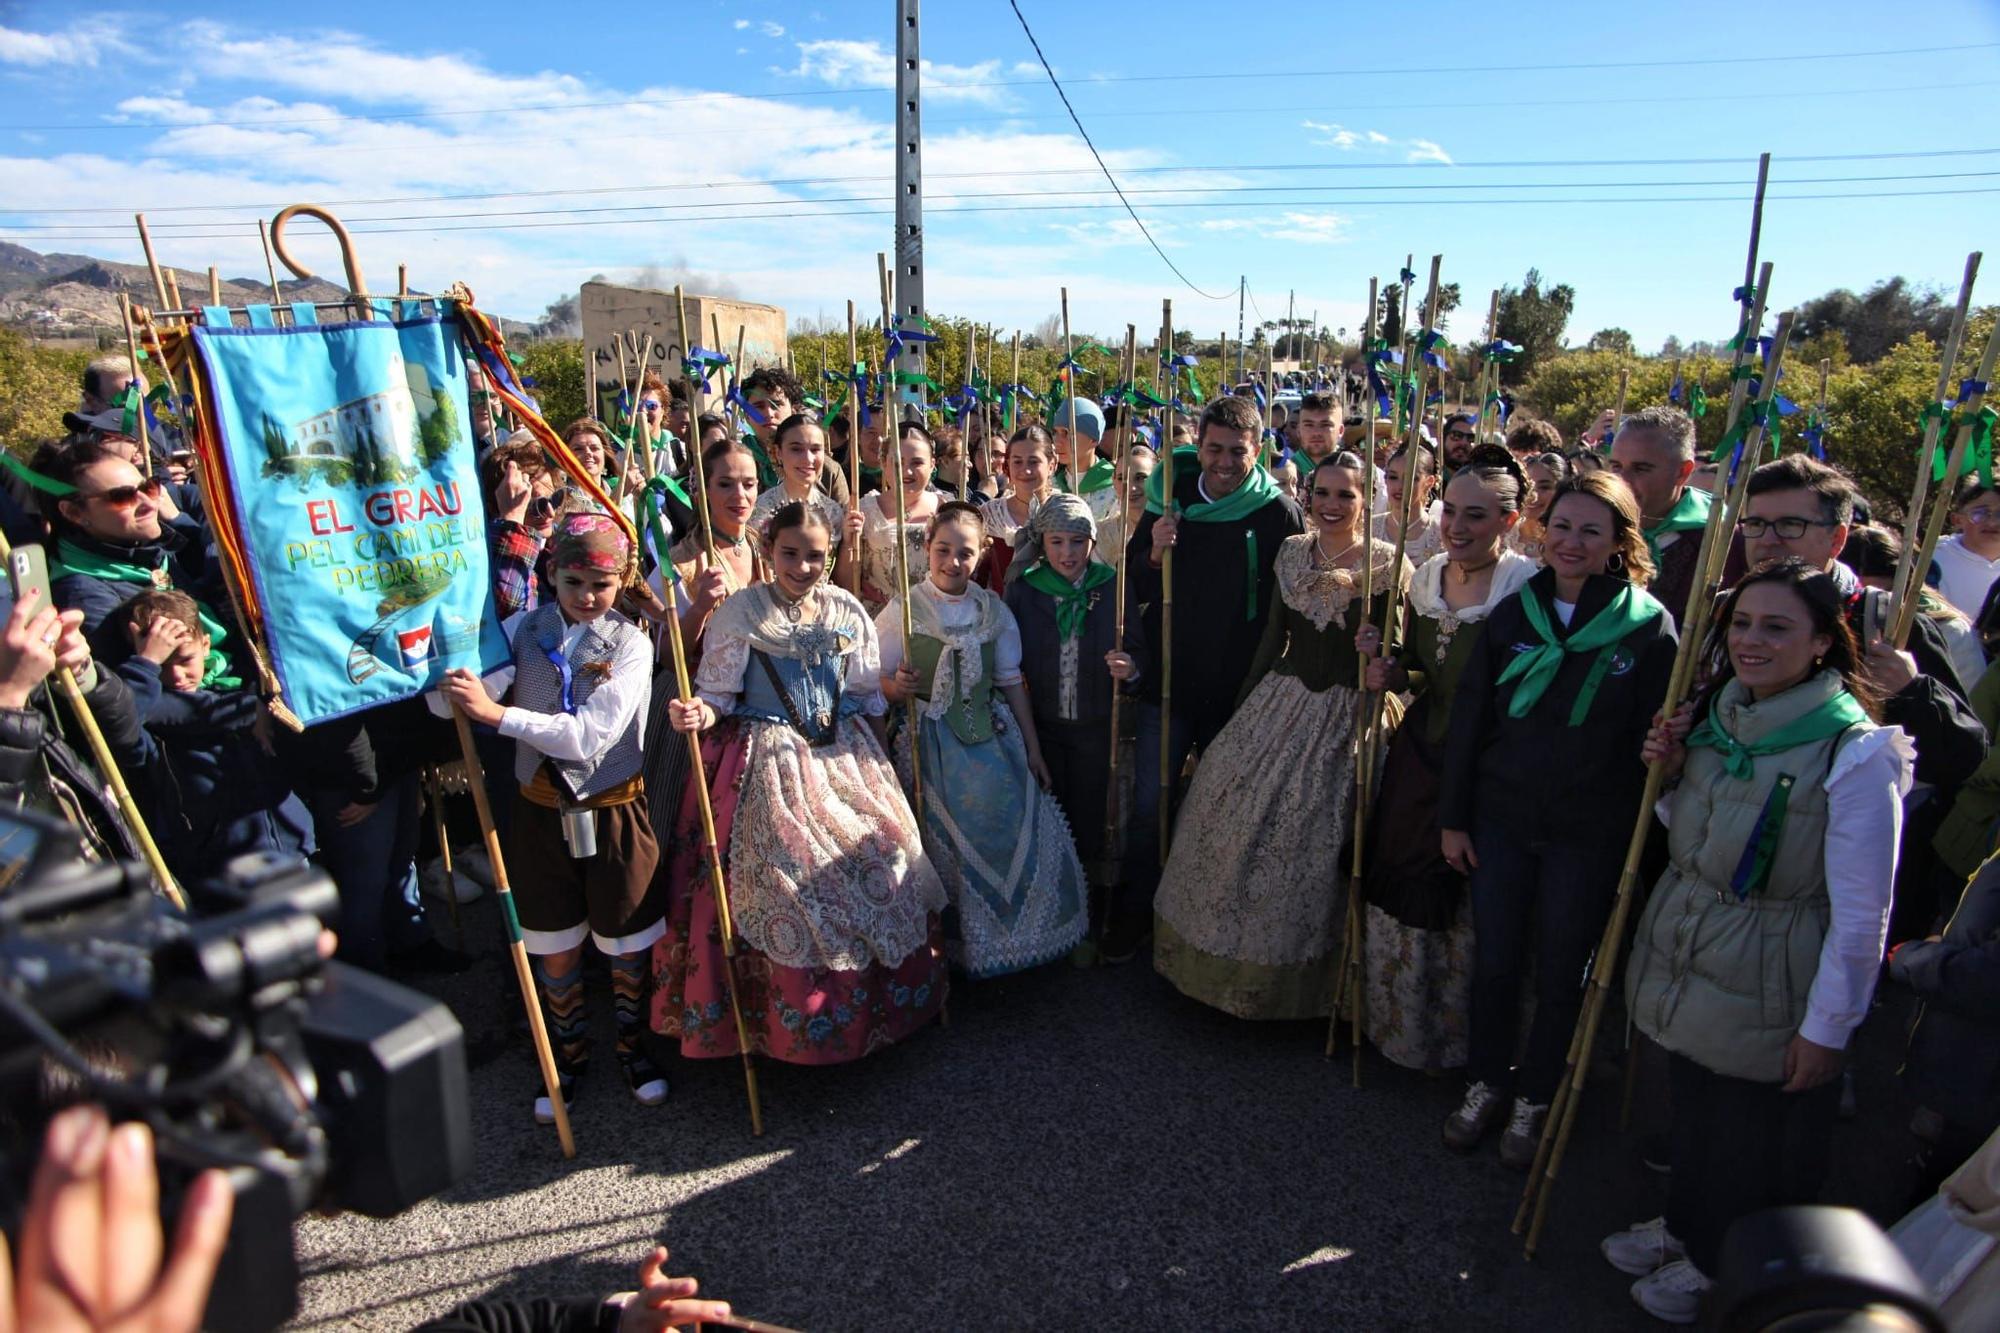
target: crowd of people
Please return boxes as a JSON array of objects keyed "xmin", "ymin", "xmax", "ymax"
[{"xmin": 5, "ymin": 348, "xmax": 2000, "ymax": 1327}]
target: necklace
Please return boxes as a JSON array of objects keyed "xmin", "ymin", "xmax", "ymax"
[
  {"xmin": 1313, "ymin": 530, "xmax": 1362, "ymax": 568},
  {"xmin": 1450, "ymin": 554, "xmax": 1499, "ymax": 584},
  {"xmin": 775, "ymin": 585, "xmax": 814, "ymax": 625}
]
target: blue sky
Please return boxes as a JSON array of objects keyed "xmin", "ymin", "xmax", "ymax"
[{"xmin": 1, "ymin": 1, "xmax": 1995, "ymax": 350}]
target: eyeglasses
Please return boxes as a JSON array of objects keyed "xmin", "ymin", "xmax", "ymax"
[
  {"xmin": 1962, "ymin": 505, "xmax": 2000, "ymax": 524},
  {"xmin": 1737, "ymin": 515, "xmax": 1835, "ymax": 540},
  {"xmin": 80, "ymin": 477, "xmax": 163, "ymax": 508},
  {"xmin": 1444, "ymin": 429, "xmax": 1477, "ymax": 443},
  {"xmin": 640, "ymin": 398, "xmax": 662, "ymax": 411}
]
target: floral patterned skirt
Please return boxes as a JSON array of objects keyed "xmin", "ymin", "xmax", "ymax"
[
  {"xmin": 1152, "ymin": 672, "xmax": 1362, "ymax": 1020},
  {"xmin": 1363, "ymin": 899, "xmax": 1473, "ymax": 1073},
  {"xmin": 650, "ymin": 716, "xmax": 948, "ymax": 1065}
]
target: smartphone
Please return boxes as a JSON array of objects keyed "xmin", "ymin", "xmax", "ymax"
[{"xmin": 9, "ymin": 545, "xmax": 49, "ymax": 626}]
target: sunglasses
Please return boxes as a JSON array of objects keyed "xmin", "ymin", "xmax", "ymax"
[
  {"xmin": 80, "ymin": 477, "xmax": 163, "ymax": 508},
  {"xmin": 1444, "ymin": 429, "xmax": 1477, "ymax": 442}
]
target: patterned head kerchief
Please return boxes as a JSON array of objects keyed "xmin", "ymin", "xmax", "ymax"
[
  {"xmin": 550, "ymin": 511, "xmax": 629, "ymax": 574},
  {"xmin": 1007, "ymin": 491, "xmax": 1097, "ymax": 587}
]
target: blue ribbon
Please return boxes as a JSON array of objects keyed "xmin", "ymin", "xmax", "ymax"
[
  {"xmin": 682, "ymin": 347, "xmax": 730, "ymax": 393},
  {"xmin": 1416, "ymin": 329, "xmax": 1449, "ymax": 371},
  {"xmin": 1961, "ymin": 379, "xmax": 1992, "ymax": 405},
  {"xmin": 726, "ymin": 385, "xmax": 769, "ymax": 426},
  {"xmin": 536, "ymin": 626, "xmax": 577, "ymax": 714},
  {"xmin": 1668, "ymin": 375, "xmax": 1684, "ymax": 405}
]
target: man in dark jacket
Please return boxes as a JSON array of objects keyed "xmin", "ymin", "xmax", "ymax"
[
  {"xmin": 1741, "ymin": 454, "xmax": 1988, "ymax": 942},
  {"xmin": 1113, "ymin": 395, "xmax": 1304, "ymax": 960},
  {"xmin": 1893, "ymin": 849, "xmax": 2000, "ymax": 1200},
  {"xmin": 1607, "ymin": 406, "xmax": 1709, "ymax": 632}
]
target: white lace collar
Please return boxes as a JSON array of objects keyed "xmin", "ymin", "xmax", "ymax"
[{"xmin": 1407, "ymin": 549, "xmax": 1537, "ymax": 624}]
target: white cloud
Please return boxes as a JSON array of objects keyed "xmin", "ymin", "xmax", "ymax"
[
  {"xmin": 1303, "ymin": 119, "xmax": 1451, "ymax": 165},
  {"xmin": 1199, "ymin": 212, "xmax": 1349, "ymax": 245},
  {"xmin": 773, "ymin": 38, "xmax": 1030, "ymax": 105},
  {"xmin": 759, "ymin": 21, "xmax": 786, "ymax": 38},
  {"xmin": 112, "ymin": 97, "xmax": 214, "ymax": 125},
  {"xmin": 0, "ymin": 19, "xmax": 131, "ymax": 66},
  {"xmin": 733, "ymin": 18, "xmax": 751, "ymax": 29}
]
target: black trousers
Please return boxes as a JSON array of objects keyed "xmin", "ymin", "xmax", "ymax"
[
  {"xmin": 1039, "ymin": 718, "xmax": 1113, "ymax": 868},
  {"xmin": 1665, "ymin": 1051, "xmax": 1840, "ymax": 1275},
  {"xmin": 1466, "ymin": 822, "xmax": 1624, "ymax": 1104}
]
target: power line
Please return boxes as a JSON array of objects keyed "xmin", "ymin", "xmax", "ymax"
[
  {"xmin": 13, "ymin": 168, "xmax": 1987, "ymax": 235},
  {"xmin": 1006, "ymin": 0, "xmax": 1231, "ymax": 301},
  {"xmin": 5, "ymin": 40, "xmax": 1990, "ymax": 133},
  {"xmin": 8, "ymin": 147, "xmax": 1990, "ymax": 219},
  {"xmin": 2, "ymin": 185, "xmax": 1989, "ymax": 243}
]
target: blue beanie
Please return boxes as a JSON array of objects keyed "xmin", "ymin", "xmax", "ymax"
[{"xmin": 1064, "ymin": 397, "xmax": 1105, "ymax": 442}]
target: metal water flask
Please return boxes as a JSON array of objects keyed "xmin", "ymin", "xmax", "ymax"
[{"xmin": 559, "ymin": 803, "xmax": 598, "ymax": 859}]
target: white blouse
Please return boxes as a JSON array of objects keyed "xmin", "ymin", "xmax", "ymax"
[{"xmin": 875, "ymin": 580, "xmax": 1025, "ymax": 688}]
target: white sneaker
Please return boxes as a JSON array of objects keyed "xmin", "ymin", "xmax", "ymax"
[
  {"xmin": 1443, "ymin": 1080, "xmax": 1505, "ymax": 1151},
  {"xmin": 1498, "ymin": 1097, "xmax": 1548, "ymax": 1170},
  {"xmin": 455, "ymin": 844, "xmax": 497, "ymax": 889},
  {"xmin": 1601, "ymin": 1216, "xmax": 1687, "ymax": 1277},
  {"xmin": 1630, "ymin": 1258, "xmax": 1710, "ymax": 1324}
]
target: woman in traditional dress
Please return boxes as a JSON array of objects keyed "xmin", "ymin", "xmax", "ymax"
[
  {"xmin": 641, "ymin": 439, "xmax": 767, "ymax": 838},
  {"xmin": 1606, "ymin": 560, "xmax": 1911, "ymax": 1324},
  {"xmin": 1358, "ymin": 446, "xmax": 1539, "ymax": 1073},
  {"xmin": 977, "ymin": 424, "xmax": 1059, "ymax": 590},
  {"xmin": 858, "ymin": 422, "xmax": 942, "ymax": 614},
  {"xmin": 653, "ymin": 501, "xmax": 948, "ymax": 1064},
  {"xmin": 1152, "ymin": 452, "xmax": 1407, "ymax": 1019},
  {"xmin": 877, "ymin": 502, "xmax": 1090, "ymax": 976},
  {"xmin": 748, "ymin": 413, "xmax": 859, "ymax": 587},
  {"xmin": 1374, "ymin": 437, "xmax": 1443, "ymax": 566},
  {"xmin": 1437, "ymin": 470, "xmax": 1677, "ymax": 1168}
]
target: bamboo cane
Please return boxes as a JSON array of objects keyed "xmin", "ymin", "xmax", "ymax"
[
  {"xmin": 135, "ymin": 214, "xmax": 170, "ymax": 311},
  {"xmin": 0, "ymin": 526, "xmax": 187, "ymax": 911},
  {"xmin": 1887, "ymin": 253, "xmax": 1982, "ymax": 638},
  {"xmin": 117, "ymin": 296, "xmax": 155, "ymax": 480},
  {"xmin": 959, "ymin": 331, "xmax": 976, "ymax": 503},
  {"xmin": 1158, "ymin": 299, "xmax": 1176, "ymax": 867},
  {"xmin": 879, "ymin": 257, "xmax": 922, "ymax": 825},
  {"xmin": 1009, "ymin": 333, "xmax": 1022, "ymax": 435},
  {"xmin": 1895, "ymin": 319, "xmax": 2000, "ymax": 648},
  {"xmin": 846, "ymin": 300, "xmax": 863, "ymax": 591},
  {"xmin": 206, "ymin": 266, "xmax": 221, "ymax": 306},
  {"xmin": 672, "ymin": 288, "xmax": 722, "ymax": 574},
  {"xmin": 1611, "ymin": 367, "xmax": 1632, "ymax": 439},
  {"xmin": 1478, "ymin": 290, "xmax": 1501, "ymax": 438},
  {"xmin": 730, "ymin": 323, "xmax": 748, "ymax": 439},
  {"xmin": 1100, "ymin": 323, "xmax": 1139, "ymax": 916},
  {"xmin": 1062, "ymin": 288, "xmax": 1079, "ymax": 490},
  {"xmin": 397, "ymin": 264, "xmax": 409, "ymax": 300},
  {"xmin": 1514, "ymin": 285, "xmax": 1788, "ymax": 1257},
  {"xmin": 164, "ymin": 271, "xmax": 184, "ymax": 320},
  {"xmin": 257, "ymin": 219, "xmax": 285, "ymax": 322},
  {"xmin": 448, "ymin": 708, "xmax": 575, "ymax": 1157},
  {"xmin": 615, "ymin": 333, "xmax": 632, "ymax": 427},
  {"xmin": 1327, "ymin": 276, "xmax": 1381, "ymax": 1061}
]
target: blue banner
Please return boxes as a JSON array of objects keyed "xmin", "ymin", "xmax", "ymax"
[{"xmin": 191, "ymin": 311, "xmax": 509, "ymax": 725}]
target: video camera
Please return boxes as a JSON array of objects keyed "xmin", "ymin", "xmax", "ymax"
[{"xmin": 0, "ymin": 806, "xmax": 472, "ymax": 1332}]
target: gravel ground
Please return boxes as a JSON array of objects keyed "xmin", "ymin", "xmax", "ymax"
[{"xmin": 292, "ymin": 891, "xmax": 1921, "ymax": 1331}]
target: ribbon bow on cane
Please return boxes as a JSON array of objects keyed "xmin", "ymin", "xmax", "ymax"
[
  {"xmin": 682, "ymin": 347, "xmax": 730, "ymax": 394},
  {"xmin": 1415, "ymin": 329, "xmax": 1450, "ymax": 372},
  {"xmin": 726, "ymin": 384, "xmax": 770, "ymax": 426},
  {"xmin": 883, "ymin": 313, "xmax": 940, "ymax": 367}
]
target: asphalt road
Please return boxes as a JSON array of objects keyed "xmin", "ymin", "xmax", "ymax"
[{"xmin": 292, "ymin": 891, "xmax": 1922, "ymax": 1331}]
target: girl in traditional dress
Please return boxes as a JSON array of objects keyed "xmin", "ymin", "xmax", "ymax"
[
  {"xmin": 1514, "ymin": 450, "xmax": 1568, "ymax": 562},
  {"xmin": 858, "ymin": 422, "xmax": 942, "ymax": 614},
  {"xmin": 1607, "ymin": 560, "xmax": 1911, "ymax": 1324},
  {"xmin": 877, "ymin": 502, "xmax": 1090, "ymax": 976},
  {"xmin": 653, "ymin": 501, "xmax": 948, "ymax": 1064},
  {"xmin": 1152, "ymin": 453, "xmax": 1407, "ymax": 1019},
  {"xmin": 1437, "ymin": 471, "xmax": 1678, "ymax": 1168},
  {"xmin": 748, "ymin": 413, "xmax": 860, "ymax": 587},
  {"xmin": 1374, "ymin": 438, "xmax": 1443, "ymax": 566},
  {"xmin": 642, "ymin": 439, "xmax": 767, "ymax": 840},
  {"xmin": 977, "ymin": 424, "xmax": 1059, "ymax": 590},
  {"xmin": 1358, "ymin": 446, "xmax": 1539, "ymax": 1073},
  {"xmin": 1002, "ymin": 493, "xmax": 1142, "ymax": 905}
]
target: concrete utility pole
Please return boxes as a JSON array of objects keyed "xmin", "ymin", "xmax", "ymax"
[
  {"xmin": 1236, "ymin": 275, "xmax": 1246, "ymax": 385},
  {"xmin": 894, "ymin": 0, "xmax": 927, "ymax": 383}
]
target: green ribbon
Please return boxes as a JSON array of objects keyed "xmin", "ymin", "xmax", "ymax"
[
  {"xmin": 118, "ymin": 383, "xmax": 139, "ymax": 438},
  {"xmin": 739, "ymin": 431, "xmax": 779, "ymax": 491},
  {"xmin": 200, "ymin": 647, "xmax": 242, "ymax": 691},
  {"xmin": 1244, "ymin": 530, "xmax": 1259, "ymax": 622},
  {"xmin": 1075, "ymin": 458, "xmax": 1115, "ymax": 495},
  {"xmin": 1925, "ymin": 402, "xmax": 1998, "ymax": 486},
  {"xmin": 1497, "ymin": 581, "xmax": 1664, "ymax": 726},
  {"xmin": 0, "ymin": 451, "xmax": 75, "ymax": 496},
  {"xmin": 1641, "ymin": 485, "xmax": 1712, "ymax": 569},
  {"xmin": 1688, "ymin": 385, "xmax": 1708, "ymax": 418},
  {"xmin": 1712, "ymin": 398, "xmax": 1780, "ymax": 464},
  {"xmin": 1686, "ymin": 687, "xmax": 1868, "ymax": 782},
  {"xmin": 638, "ymin": 474, "xmax": 689, "ymax": 563},
  {"xmin": 1969, "ymin": 405, "xmax": 1999, "ymax": 487},
  {"xmin": 48, "ymin": 538, "xmax": 229, "ymax": 648},
  {"xmin": 1020, "ymin": 560, "xmax": 1115, "ymax": 641},
  {"xmin": 1142, "ymin": 446, "xmax": 1281, "ymax": 523}
]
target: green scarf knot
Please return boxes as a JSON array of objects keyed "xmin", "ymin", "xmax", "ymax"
[
  {"xmin": 1021, "ymin": 560, "xmax": 1115, "ymax": 641},
  {"xmin": 1497, "ymin": 581, "xmax": 1664, "ymax": 726},
  {"xmin": 49, "ymin": 538, "xmax": 229, "ymax": 648},
  {"xmin": 1642, "ymin": 485, "xmax": 1712, "ymax": 569},
  {"xmin": 1686, "ymin": 681, "xmax": 1869, "ymax": 781},
  {"xmin": 1143, "ymin": 446, "xmax": 1281, "ymax": 523}
]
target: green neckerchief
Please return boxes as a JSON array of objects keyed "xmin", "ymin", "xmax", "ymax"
[
  {"xmin": 1142, "ymin": 446, "xmax": 1281, "ymax": 523},
  {"xmin": 50, "ymin": 538, "xmax": 229, "ymax": 648},
  {"xmin": 740, "ymin": 431, "xmax": 779, "ymax": 491},
  {"xmin": 1686, "ymin": 680, "xmax": 1867, "ymax": 781},
  {"xmin": 1020, "ymin": 559, "xmax": 1115, "ymax": 641},
  {"xmin": 200, "ymin": 647, "xmax": 241, "ymax": 691},
  {"xmin": 860, "ymin": 463, "xmax": 882, "ymax": 490},
  {"xmin": 1688, "ymin": 676, "xmax": 1866, "ymax": 897},
  {"xmin": 1497, "ymin": 580, "xmax": 1664, "ymax": 726},
  {"xmin": 1641, "ymin": 485, "xmax": 1712, "ymax": 569},
  {"xmin": 1075, "ymin": 457, "xmax": 1115, "ymax": 495}
]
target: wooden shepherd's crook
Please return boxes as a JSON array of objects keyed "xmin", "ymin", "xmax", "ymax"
[
  {"xmin": 1157, "ymin": 299, "xmax": 1177, "ymax": 866},
  {"xmin": 1100, "ymin": 324, "xmax": 1139, "ymax": 917},
  {"xmin": 269, "ymin": 203, "xmax": 371, "ymax": 317}
]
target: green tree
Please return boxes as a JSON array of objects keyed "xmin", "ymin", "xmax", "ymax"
[
  {"xmin": 1586, "ymin": 328, "xmax": 1635, "ymax": 356},
  {"xmin": 0, "ymin": 328, "xmax": 89, "ymax": 451},
  {"xmin": 1495, "ymin": 268, "xmax": 1576, "ymax": 384},
  {"xmin": 517, "ymin": 339, "xmax": 585, "ymax": 430}
]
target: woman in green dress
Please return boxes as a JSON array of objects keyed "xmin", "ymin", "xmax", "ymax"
[
  {"xmin": 1152, "ymin": 452, "xmax": 1408, "ymax": 1019},
  {"xmin": 1358, "ymin": 446, "xmax": 1539, "ymax": 1072}
]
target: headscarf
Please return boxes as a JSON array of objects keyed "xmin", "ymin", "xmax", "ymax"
[
  {"xmin": 1006, "ymin": 492, "xmax": 1096, "ymax": 589},
  {"xmin": 550, "ymin": 511, "xmax": 630, "ymax": 576}
]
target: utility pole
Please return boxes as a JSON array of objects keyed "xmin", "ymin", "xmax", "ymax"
[
  {"xmin": 894, "ymin": 0, "xmax": 927, "ymax": 386},
  {"xmin": 1236, "ymin": 275, "xmax": 1246, "ymax": 386}
]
